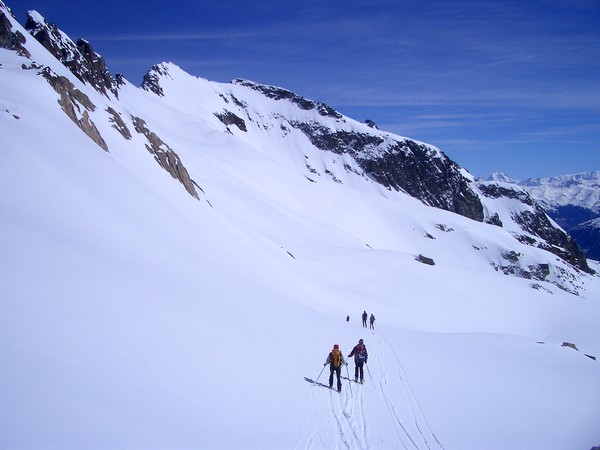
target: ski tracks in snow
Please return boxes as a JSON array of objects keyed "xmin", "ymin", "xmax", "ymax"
[
  {"xmin": 296, "ymin": 335, "xmax": 443, "ymax": 450},
  {"xmin": 297, "ymin": 374, "xmax": 369, "ymax": 450},
  {"xmin": 372, "ymin": 334, "xmax": 444, "ymax": 450}
]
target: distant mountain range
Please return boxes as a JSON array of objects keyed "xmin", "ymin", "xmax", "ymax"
[{"xmin": 489, "ymin": 172, "xmax": 600, "ymax": 260}]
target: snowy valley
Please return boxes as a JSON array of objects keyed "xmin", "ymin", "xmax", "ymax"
[{"xmin": 1, "ymin": 2, "xmax": 600, "ymax": 449}]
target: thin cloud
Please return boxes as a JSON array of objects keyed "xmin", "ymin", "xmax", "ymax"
[{"xmin": 89, "ymin": 30, "xmax": 264, "ymax": 42}]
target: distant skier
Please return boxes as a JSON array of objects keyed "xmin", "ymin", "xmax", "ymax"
[
  {"xmin": 348, "ymin": 339, "xmax": 368, "ymax": 384},
  {"xmin": 346, "ymin": 315, "xmax": 350, "ymax": 322},
  {"xmin": 324, "ymin": 344, "xmax": 347, "ymax": 392},
  {"xmin": 362, "ymin": 310, "xmax": 368, "ymax": 328},
  {"xmin": 369, "ymin": 314, "xmax": 375, "ymax": 329}
]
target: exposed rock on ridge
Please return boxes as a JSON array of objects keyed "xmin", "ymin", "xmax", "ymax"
[
  {"xmin": 0, "ymin": 5, "xmax": 30, "ymax": 57},
  {"xmin": 41, "ymin": 67, "xmax": 108, "ymax": 152},
  {"xmin": 141, "ymin": 64, "xmax": 167, "ymax": 97},
  {"xmin": 131, "ymin": 117, "xmax": 201, "ymax": 199},
  {"xmin": 232, "ymin": 79, "xmax": 343, "ymax": 119},
  {"xmin": 289, "ymin": 120, "xmax": 484, "ymax": 221},
  {"xmin": 25, "ymin": 11, "xmax": 118, "ymax": 98},
  {"xmin": 477, "ymin": 182, "xmax": 590, "ymax": 273}
]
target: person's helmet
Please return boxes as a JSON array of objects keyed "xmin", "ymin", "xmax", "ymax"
[
  {"xmin": 334, "ymin": 344, "xmax": 339, "ymax": 349},
  {"xmin": 359, "ymin": 339, "xmax": 364, "ymax": 344}
]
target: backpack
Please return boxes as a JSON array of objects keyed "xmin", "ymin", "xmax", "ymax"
[
  {"xmin": 331, "ymin": 349, "xmax": 341, "ymax": 368},
  {"xmin": 356, "ymin": 345, "xmax": 366, "ymax": 361}
]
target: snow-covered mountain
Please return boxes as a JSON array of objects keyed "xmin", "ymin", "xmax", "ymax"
[
  {"xmin": 490, "ymin": 171, "xmax": 600, "ymax": 260},
  {"xmin": 2, "ymin": 2, "xmax": 600, "ymax": 449},
  {"xmin": 518, "ymin": 172, "xmax": 600, "ymax": 213}
]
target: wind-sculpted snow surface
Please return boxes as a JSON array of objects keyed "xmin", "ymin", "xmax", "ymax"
[{"xmin": 1, "ymin": 2, "xmax": 600, "ymax": 449}]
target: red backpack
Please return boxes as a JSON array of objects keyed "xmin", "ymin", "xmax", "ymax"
[{"xmin": 356, "ymin": 345, "xmax": 366, "ymax": 361}]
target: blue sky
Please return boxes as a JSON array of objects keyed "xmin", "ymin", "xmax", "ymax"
[{"xmin": 13, "ymin": 0, "xmax": 600, "ymax": 180}]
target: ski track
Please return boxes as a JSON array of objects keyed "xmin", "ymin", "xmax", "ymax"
[
  {"xmin": 296, "ymin": 334, "xmax": 444, "ymax": 450},
  {"xmin": 373, "ymin": 334, "xmax": 445, "ymax": 450}
]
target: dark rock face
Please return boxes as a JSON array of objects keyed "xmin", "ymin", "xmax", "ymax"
[
  {"xmin": 107, "ymin": 106, "xmax": 132, "ymax": 140},
  {"xmin": 477, "ymin": 183, "xmax": 534, "ymax": 205},
  {"xmin": 215, "ymin": 110, "xmax": 247, "ymax": 132},
  {"xmin": 514, "ymin": 208, "xmax": 590, "ymax": 272},
  {"xmin": 141, "ymin": 64, "xmax": 166, "ymax": 97},
  {"xmin": 0, "ymin": 9, "xmax": 30, "ymax": 57},
  {"xmin": 364, "ymin": 140, "xmax": 484, "ymax": 221},
  {"xmin": 131, "ymin": 116, "xmax": 200, "ymax": 200},
  {"xmin": 24, "ymin": 13, "xmax": 118, "ymax": 98},
  {"xmin": 479, "ymin": 183, "xmax": 591, "ymax": 273},
  {"xmin": 416, "ymin": 254, "xmax": 435, "ymax": 265},
  {"xmin": 232, "ymin": 79, "xmax": 342, "ymax": 119},
  {"xmin": 290, "ymin": 121, "xmax": 484, "ymax": 220},
  {"xmin": 73, "ymin": 38, "xmax": 118, "ymax": 98}
]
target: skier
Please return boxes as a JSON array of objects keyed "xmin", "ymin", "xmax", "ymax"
[
  {"xmin": 362, "ymin": 310, "xmax": 368, "ymax": 328},
  {"xmin": 369, "ymin": 314, "xmax": 375, "ymax": 329},
  {"xmin": 346, "ymin": 315, "xmax": 350, "ymax": 322},
  {"xmin": 348, "ymin": 339, "xmax": 368, "ymax": 384},
  {"xmin": 324, "ymin": 344, "xmax": 347, "ymax": 392}
]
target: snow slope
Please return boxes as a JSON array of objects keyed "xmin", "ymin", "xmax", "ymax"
[{"xmin": 1, "ymin": 4, "xmax": 600, "ymax": 449}]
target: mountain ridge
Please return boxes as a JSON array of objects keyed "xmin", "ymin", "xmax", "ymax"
[{"xmin": 1, "ymin": 2, "xmax": 592, "ymax": 279}]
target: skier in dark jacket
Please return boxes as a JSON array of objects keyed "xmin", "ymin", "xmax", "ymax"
[
  {"xmin": 369, "ymin": 314, "xmax": 375, "ymax": 329},
  {"xmin": 362, "ymin": 311, "xmax": 368, "ymax": 328},
  {"xmin": 348, "ymin": 339, "xmax": 368, "ymax": 384},
  {"xmin": 324, "ymin": 344, "xmax": 347, "ymax": 392}
]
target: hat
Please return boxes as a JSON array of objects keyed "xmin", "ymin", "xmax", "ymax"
[{"xmin": 334, "ymin": 344, "xmax": 339, "ymax": 349}]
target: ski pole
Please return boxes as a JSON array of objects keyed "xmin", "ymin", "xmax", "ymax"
[
  {"xmin": 365, "ymin": 362, "xmax": 374, "ymax": 385},
  {"xmin": 316, "ymin": 364, "xmax": 326, "ymax": 383},
  {"xmin": 345, "ymin": 363, "xmax": 353, "ymax": 395}
]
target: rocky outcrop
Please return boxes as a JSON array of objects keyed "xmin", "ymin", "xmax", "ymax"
[
  {"xmin": 131, "ymin": 116, "xmax": 200, "ymax": 199},
  {"xmin": 492, "ymin": 252, "xmax": 554, "ymax": 287},
  {"xmin": 290, "ymin": 120, "xmax": 484, "ymax": 221},
  {"xmin": 232, "ymin": 79, "xmax": 342, "ymax": 119},
  {"xmin": 41, "ymin": 68, "xmax": 108, "ymax": 152},
  {"xmin": 107, "ymin": 106, "xmax": 132, "ymax": 140},
  {"xmin": 364, "ymin": 119, "xmax": 378, "ymax": 129},
  {"xmin": 416, "ymin": 254, "xmax": 435, "ymax": 265},
  {"xmin": 25, "ymin": 12, "xmax": 118, "ymax": 98},
  {"xmin": 477, "ymin": 183, "xmax": 591, "ymax": 273},
  {"xmin": 215, "ymin": 110, "xmax": 247, "ymax": 132},
  {"xmin": 0, "ymin": 7, "xmax": 30, "ymax": 57},
  {"xmin": 141, "ymin": 64, "xmax": 167, "ymax": 97}
]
